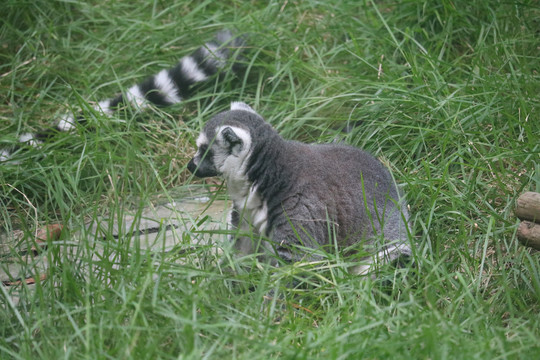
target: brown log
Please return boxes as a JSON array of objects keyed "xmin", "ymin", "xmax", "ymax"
[
  {"xmin": 516, "ymin": 192, "xmax": 540, "ymax": 224},
  {"xmin": 517, "ymin": 221, "xmax": 540, "ymax": 250}
]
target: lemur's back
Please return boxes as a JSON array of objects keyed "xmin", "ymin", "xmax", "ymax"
[{"xmin": 279, "ymin": 141, "xmax": 409, "ymax": 249}]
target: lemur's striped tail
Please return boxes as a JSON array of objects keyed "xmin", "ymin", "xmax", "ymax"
[{"xmin": 0, "ymin": 30, "xmax": 245, "ymax": 163}]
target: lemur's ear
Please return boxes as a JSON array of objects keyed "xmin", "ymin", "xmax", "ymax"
[
  {"xmin": 230, "ymin": 101, "xmax": 256, "ymax": 114},
  {"xmin": 222, "ymin": 127, "xmax": 242, "ymax": 147}
]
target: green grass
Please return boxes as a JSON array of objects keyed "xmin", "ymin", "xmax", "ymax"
[{"xmin": 1, "ymin": 0, "xmax": 539, "ymax": 358}]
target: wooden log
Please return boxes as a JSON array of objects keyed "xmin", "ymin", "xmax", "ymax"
[
  {"xmin": 515, "ymin": 192, "xmax": 540, "ymax": 224},
  {"xmin": 517, "ymin": 221, "xmax": 540, "ymax": 250}
]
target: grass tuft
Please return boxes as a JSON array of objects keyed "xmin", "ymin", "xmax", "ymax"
[{"xmin": 1, "ymin": 0, "xmax": 539, "ymax": 358}]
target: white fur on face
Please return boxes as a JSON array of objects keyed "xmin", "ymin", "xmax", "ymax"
[
  {"xmin": 213, "ymin": 126, "xmax": 252, "ymax": 181},
  {"xmin": 196, "ymin": 132, "xmax": 209, "ymax": 148},
  {"xmin": 191, "ymin": 132, "xmax": 210, "ymax": 167}
]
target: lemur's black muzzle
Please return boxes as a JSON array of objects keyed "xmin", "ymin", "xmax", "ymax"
[{"xmin": 187, "ymin": 158, "xmax": 218, "ymax": 178}]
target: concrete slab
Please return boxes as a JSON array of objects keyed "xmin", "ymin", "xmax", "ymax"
[{"xmin": 1, "ymin": 188, "xmax": 229, "ymax": 306}]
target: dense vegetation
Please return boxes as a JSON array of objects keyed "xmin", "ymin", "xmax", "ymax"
[{"xmin": 1, "ymin": 0, "xmax": 539, "ymax": 358}]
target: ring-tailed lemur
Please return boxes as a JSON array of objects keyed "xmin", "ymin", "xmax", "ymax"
[
  {"xmin": 0, "ymin": 30, "xmax": 245, "ymax": 162},
  {"xmin": 187, "ymin": 102, "xmax": 412, "ymax": 274}
]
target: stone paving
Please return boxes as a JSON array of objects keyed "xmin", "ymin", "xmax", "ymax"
[{"xmin": 1, "ymin": 189, "xmax": 228, "ymax": 305}]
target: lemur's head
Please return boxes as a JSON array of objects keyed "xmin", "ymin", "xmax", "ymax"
[{"xmin": 187, "ymin": 102, "xmax": 264, "ymax": 180}]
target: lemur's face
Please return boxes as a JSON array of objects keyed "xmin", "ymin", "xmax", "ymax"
[
  {"xmin": 187, "ymin": 102, "xmax": 258, "ymax": 179},
  {"xmin": 187, "ymin": 119, "xmax": 252, "ymax": 180}
]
